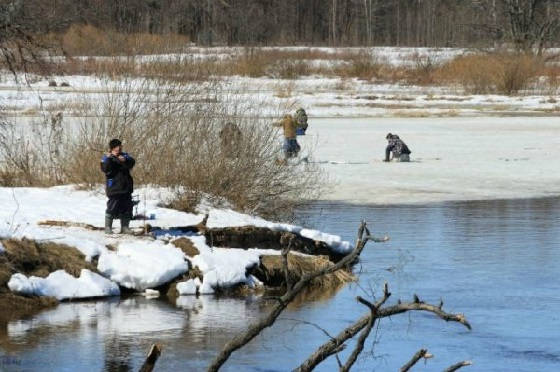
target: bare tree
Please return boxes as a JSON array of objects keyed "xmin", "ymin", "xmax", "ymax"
[{"xmin": 503, "ymin": 0, "xmax": 560, "ymax": 53}]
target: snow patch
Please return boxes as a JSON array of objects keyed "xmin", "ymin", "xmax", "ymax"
[
  {"xmin": 97, "ymin": 240, "xmax": 188, "ymax": 290},
  {"xmin": 7, "ymin": 269, "xmax": 120, "ymax": 300}
]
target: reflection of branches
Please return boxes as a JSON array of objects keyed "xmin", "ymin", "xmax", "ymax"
[
  {"xmin": 282, "ymin": 318, "xmax": 337, "ymax": 341},
  {"xmin": 139, "ymin": 344, "xmax": 162, "ymax": 372}
]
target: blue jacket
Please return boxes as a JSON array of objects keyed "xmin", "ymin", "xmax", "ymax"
[{"xmin": 100, "ymin": 152, "xmax": 135, "ymax": 197}]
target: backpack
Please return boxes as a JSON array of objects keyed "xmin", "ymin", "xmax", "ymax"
[{"xmin": 294, "ymin": 108, "xmax": 308, "ymax": 130}]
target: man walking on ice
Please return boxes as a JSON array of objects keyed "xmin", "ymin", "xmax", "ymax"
[{"xmin": 101, "ymin": 139, "xmax": 135, "ymax": 234}]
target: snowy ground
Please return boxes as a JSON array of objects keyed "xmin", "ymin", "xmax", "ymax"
[
  {"xmin": 2, "ymin": 73, "xmax": 559, "ymax": 118},
  {"xmin": 299, "ymin": 117, "xmax": 560, "ymax": 204},
  {"xmin": 0, "ymin": 186, "xmax": 351, "ymax": 299},
  {"xmin": 2, "ymin": 46, "xmax": 560, "ymax": 118}
]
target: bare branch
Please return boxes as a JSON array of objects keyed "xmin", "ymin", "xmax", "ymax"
[
  {"xmin": 340, "ymin": 286, "xmax": 390, "ymax": 372},
  {"xmin": 444, "ymin": 360, "xmax": 473, "ymax": 372},
  {"xmin": 400, "ymin": 348, "xmax": 433, "ymax": 372},
  {"xmin": 378, "ymin": 298, "xmax": 472, "ymax": 331},
  {"xmin": 207, "ymin": 222, "xmax": 385, "ymax": 372},
  {"xmin": 296, "ymin": 294, "xmax": 470, "ymax": 372}
]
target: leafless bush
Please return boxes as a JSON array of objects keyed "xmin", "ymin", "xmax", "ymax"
[
  {"xmin": 336, "ymin": 52, "xmax": 384, "ymax": 80},
  {"xmin": 410, "ymin": 53, "xmax": 440, "ymax": 85},
  {"xmin": 0, "ymin": 111, "xmax": 66, "ymax": 186},
  {"xmin": 0, "ymin": 76, "xmax": 323, "ymax": 218}
]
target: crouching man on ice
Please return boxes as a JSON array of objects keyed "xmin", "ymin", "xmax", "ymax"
[{"xmin": 101, "ymin": 139, "xmax": 135, "ymax": 234}]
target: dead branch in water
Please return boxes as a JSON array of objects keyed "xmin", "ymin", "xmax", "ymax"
[
  {"xmin": 139, "ymin": 344, "xmax": 162, "ymax": 372},
  {"xmin": 339, "ymin": 283, "xmax": 390, "ymax": 372},
  {"xmin": 295, "ymin": 289, "xmax": 471, "ymax": 372},
  {"xmin": 207, "ymin": 221, "xmax": 389, "ymax": 372},
  {"xmin": 444, "ymin": 360, "xmax": 473, "ymax": 372},
  {"xmin": 400, "ymin": 349, "xmax": 433, "ymax": 372}
]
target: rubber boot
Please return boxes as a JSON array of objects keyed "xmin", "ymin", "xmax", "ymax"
[
  {"xmin": 120, "ymin": 217, "xmax": 133, "ymax": 234},
  {"xmin": 104, "ymin": 214, "xmax": 113, "ymax": 234}
]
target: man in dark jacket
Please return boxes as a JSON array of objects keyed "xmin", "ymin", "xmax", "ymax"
[
  {"xmin": 384, "ymin": 133, "xmax": 411, "ymax": 162},
  {"xmin": 100, "ymin": 139, "xmax": 135, "ymax": 234}
]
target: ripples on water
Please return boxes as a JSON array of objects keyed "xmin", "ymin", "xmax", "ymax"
[{"xmin": 1, "ymin": 198, "xmax": 559, "ymax": 371}]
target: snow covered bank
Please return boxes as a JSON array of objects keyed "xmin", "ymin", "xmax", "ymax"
[
  {"xmin": 97, "ymin": 241, "xmax": 189, "ymax": 291},
  {"xmin": 7, "ymin": 269, "xmax": 119, "ymax": 300},
  {"xmin": 0, "ymin": 186, "xmax": 352, "ymax": 300}
]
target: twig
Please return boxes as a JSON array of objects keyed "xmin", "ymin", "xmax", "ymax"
[
  {"xmin": 400, "ymin": 348, "xmax": 433, "ymax": 372},
  {"xmin": 295, "ymin": 293, "xmax": 470, "ymax": 372},
  {"xmin": 444, "ymin": 360, "xmax": 473, "ymax": 372},
  {"xmin": 340, "ymin": 282, "xmax": 391, "ymax": 372}
]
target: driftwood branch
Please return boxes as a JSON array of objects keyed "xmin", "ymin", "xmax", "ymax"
[
  {"xmin": 400, "ymin": 348, "xmax": 433, "ymax": 372},
  {"xmin": 444, "ymin": 360, "xmax": 473, "ymax": 372},
  {"xmin": 340, "ymin": 282, "xmax": 391, "ymax": 372},
  {"xmin": 207, "ymin": 221, "xmax": 386, "ymax": 372},
  {"xmin": 295, "ymin": 293, "xmax": 470, "ymax": 372},
  {"xmin": 139, "ymin": 344, "xmax": 162, "ymax": 372},
  {"xmin": 377, "ymin": 298, "xmax": 471, "ymax": 330}
]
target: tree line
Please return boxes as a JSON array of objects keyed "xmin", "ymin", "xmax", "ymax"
[{"xmin": 3, "ymin": 0, "xmax": 560, "ymax": 51}]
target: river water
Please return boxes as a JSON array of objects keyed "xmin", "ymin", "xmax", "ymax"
[{"xmin": 1, "ymin": 197, "xmax": 560, "ymax": 371}]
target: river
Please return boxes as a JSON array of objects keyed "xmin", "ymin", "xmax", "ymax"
[{"xmin": 1, "ymin": 197, "xmax": 559, "ymax": 371}]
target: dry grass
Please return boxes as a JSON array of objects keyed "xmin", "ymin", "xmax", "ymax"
[
  {"xmin": 0, "ymin": 238, "xmax": 96, "ymax": 322},
  {"xmin": 256, "ymin": 253, "xmax": 355, "ymax": 289},
  {"xmin": 43, "ymin": 24, "xmax": 190, "ymax": 56},
  {"xmin": 0, "ymin": 78, "xmax": 324, "ymax": 219},
  {"xmin": 434, "ymin": 53, "xmax": 544, "ymax": 95},
  {"xmin": 0, "ymin": 238, "xmax": 96, "ymax": 281}
]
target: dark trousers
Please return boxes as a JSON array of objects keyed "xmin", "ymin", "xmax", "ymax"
[
  {"xmin": 106, "ymin": 194, "xmax": 133, "ymax": 219},
  {"xmin": 284, "ymin": 138, "xmax": 301, "ymax": 158}
]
